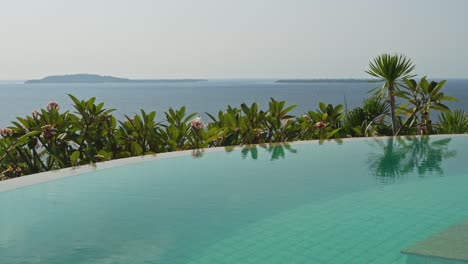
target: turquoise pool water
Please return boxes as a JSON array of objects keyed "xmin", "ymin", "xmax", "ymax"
[{"xmin": 1, "ymin": 136, "xmax": 468, "ymax": 263}]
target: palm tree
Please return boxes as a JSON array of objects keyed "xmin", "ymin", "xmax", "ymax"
[{"xmin": 366, "ymin": 54, "xmax": 416, "ymax": 135}]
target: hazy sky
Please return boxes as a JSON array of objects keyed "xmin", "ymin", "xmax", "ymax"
[{"xmin": 1, "ymin": 0, "xmax": 467, "ymax": 79}]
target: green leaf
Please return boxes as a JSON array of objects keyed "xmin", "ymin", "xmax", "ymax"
[
  {"xmin": 319, "ymin": 102, "xmax": 326, "ymax": 112},
  {"xmin": 70, "ymin": 151, "xmax": 80, "ymax": 165},
  {"xmin": 326, "ymin": 128, "xmax": 342, "ymax": 139},
  {"xmin": 131, "ymin": 142, "xmax": 143, "ymax": 156},
  {"xmin": 441, "ymin": 96, "xmax": 458, "ymax": 102},
  {"xmin": 97, "ymin": 150, "xmax": 112, "ymax": 159}
]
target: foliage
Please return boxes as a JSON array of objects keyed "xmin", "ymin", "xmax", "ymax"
[
  {"xmin": 369, "ymin": 137, "xmax": 456, "ymax": 181},
  {"xmin": 343, "ymin": 97, "xmax": 391, "ymax": 137},
  {"xmin": 397, "ymin": 77, "xmax": 458, "ymax": 135},
  {"xmin": 366, "ymin": 53, "xmax": 416, "ymax": 135},
  {"xmin": 435, "ymin": 109, "xmax": 468, "ymax": 134},
  {"xmin": 0, "ymin": 54, "xmax": 464, "ymax": 180},
  {"xmin": 298, "ymin": 102, "xmax": 344, "ymax": 140}
]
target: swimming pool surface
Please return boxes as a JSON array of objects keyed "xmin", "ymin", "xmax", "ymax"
[{"xmin": 1, "ymin": 136, "xmax": 467, "ymax": 263}]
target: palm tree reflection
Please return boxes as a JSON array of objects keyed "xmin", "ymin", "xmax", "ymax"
[
  {"xmin": 241, "ymin": 143, "xmax": 298, "ymax": 161},
  {"xmin": 369, "ymin": 136, "xmax": 457, "ymax": 182}
]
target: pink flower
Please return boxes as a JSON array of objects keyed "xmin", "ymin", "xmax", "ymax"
[
  {"xmin": 41, "ymin": 125, "xmax": 55, "ymax": 139},
  {"xmin": 31, "ymin": 110, "xmax": 40, "ymax": 119},
  {"xmin": 191, "ymin": 117, "xmax": 205, "ymax": 130},
  {"xmin": 314, "ymin": 121, "xmax": 327, "ymax": 129},
  {"xmin": 0, "ymin": 128, "xmax": 13, "ymax": 137},
  {"xmin": 417, "ymin": 123, "xmax": 427, "ymax": 134},
  {"xmin": 302, "ymin": 114, "xmax": 311, "ymax": 121},
  {"xmin": 253, "ymin": 128, "xmax": 263, "ymax": 138},
  {"xmin": 46, "ymin": 101, "xmax": 60, "ymax": 112}
]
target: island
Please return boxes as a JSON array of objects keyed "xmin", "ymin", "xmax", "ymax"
[
  {"xmin": 275, "ymin": 79, "xmax": 373, "ymax": 84},
  {"xmin": 25, "ymin": 74, "xmax": 207, "ymax": 84}
]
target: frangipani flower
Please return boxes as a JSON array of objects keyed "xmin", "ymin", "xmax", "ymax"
[
  {"xmin": 32, "ymin": 110, "xmax": 40, "ymax": 119},
  {"xmin": 41, "ymin": 125, "xmax": 55, "ymax": 139},
  {"xmin": 417, "ymin": 123, "xmax": 427, "ymax": 134},
  {"xmin": 46, "ymin": 101, "xmax": 60, "ymax": 112},
  {"xmin": 302, "ymin": 114, "xmax": 311, "ymax": 121},
  {"xmin": 0, "ymin": 128, "xmax": 13, "ymax": 137},
  {"xmin": 314, "ymin": 121, "xmax": 327, "ymax": 129},
  {"xmin": 191, "ymin": 117, "xmax": 205, "ymax": 130},
  {"xmin": 253, "ymin": 128, "xmax": 264, "ymax": 138}
]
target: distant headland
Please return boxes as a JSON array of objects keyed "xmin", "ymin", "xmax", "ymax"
[
  {"xmin": 25, "ymin": 74, "xmax": 207, "ymax": 84},
  {"xmin": 275, "ymin": 79, "xmax": 373, "ymax": 84}
]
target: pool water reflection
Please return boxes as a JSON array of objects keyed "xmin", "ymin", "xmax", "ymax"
[{"xmin": 0, "ymin": 136, "xmax": 467, "ymax": 264}]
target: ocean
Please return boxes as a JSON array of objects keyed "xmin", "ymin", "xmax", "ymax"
[{"xmin": 0, "ymin": 79, "xmax": 466, "ymax": 127}]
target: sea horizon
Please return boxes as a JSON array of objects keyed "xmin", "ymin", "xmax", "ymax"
[
  {"xmin": 1, "ymin": 78, "xmax": 467, "ymax": 127},
  {"xmin": 2, "ymin": 77, "xmax": 468, "ymax": 83}
]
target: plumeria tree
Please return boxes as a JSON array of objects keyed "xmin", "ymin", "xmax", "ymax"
[
  {"xmin": 397, "ymin": 77, "xmax": 457, "ymax": 135},
  {"xmin": 0, "ymin": 56, "xmax": 464, "ymax": 181}
]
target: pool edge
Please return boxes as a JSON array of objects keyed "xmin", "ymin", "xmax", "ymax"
[{"xmin": 1, "ymin": 134, "xmax": 466, "ymax": 193}]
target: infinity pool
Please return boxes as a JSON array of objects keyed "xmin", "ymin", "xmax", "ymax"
[{"xmin": 1, "ymin": 136, "xmax": 467, "ymax": 263}]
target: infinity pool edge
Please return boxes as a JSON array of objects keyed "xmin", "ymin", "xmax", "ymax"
[{"xmin": 1, "ymin": 134, "xmax": 466, "ymax": 193}]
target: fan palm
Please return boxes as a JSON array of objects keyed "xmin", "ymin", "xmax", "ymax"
[{"xmin": 366, "ymin": 54, "xmax": 416, "ymax": 135}]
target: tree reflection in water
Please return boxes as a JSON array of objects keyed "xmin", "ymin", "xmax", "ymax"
[
  {"xmin": 369, "ymin": 136, "xmax": 457, "ymax": 183},
  {"xmin": 241, "ymin": 143, "xmax": 298, "ymax": 161}
]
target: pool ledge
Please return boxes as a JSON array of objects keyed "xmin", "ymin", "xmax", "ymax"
[
  {"xmin": 0, "ymin": 147, "xmax": 225, "ymax": 193},
  {"xmin": 1, "ymin": 134, "xmax": 466, "ymax": 193}
]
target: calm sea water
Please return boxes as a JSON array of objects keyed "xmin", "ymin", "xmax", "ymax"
[{"xmin": 0, "ymin": 79, "xmax": 466, "ymax": 127}]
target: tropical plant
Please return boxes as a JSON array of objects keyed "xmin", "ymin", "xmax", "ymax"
[
  {"xmin": 118, "ymin": 110, "xmax": 161, "ymax": 156},
  {"xmin": 68, "ymin": 95, "xmax": 117, "ymax": 163},
  {"xmin": 206, "ymin": 106, "xmax": 243, "ymax": 146},
  {"xmin": 0, "ymin": 97, "xmax": 117, "ymax": 177},
  {"xmin": 343, "ymin": 97, "xmax": 391, "ymax": 137},
  {"xmin": 366, "ymin": 54, "xmax": 416, "ymax": 135},
  {"xmin": 6, "ymin": 102, "xmax": 76, "ymax": 173},
  {"xmin": 0, "ymin": 70, "xmax": 462, "ymax": 181},
  {"xmin": 264, "ymin": 98, "xmax": 298, "ymax": 142},
  {"xmin": 207, "ymin": 101, "xmax": 271, "ymax": 145},
  {"xmin": 397, "ymin": 77, "xmax": 457, "ymax": 135},
  {"xmin": 435, "ymin": 109, "xmax": 468, "ymax": 134},
  {"xmin": 298, "ymin": 102, "xmax": 344, "ymax": 140},
  {"xmin": 160, "ymin": 106, "xmax": 198, "ymax": 151}
]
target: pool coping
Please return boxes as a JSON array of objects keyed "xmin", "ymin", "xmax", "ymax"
[{"xmin": 1, "ymin": 134, "xmax": 466, "ymax": 193}]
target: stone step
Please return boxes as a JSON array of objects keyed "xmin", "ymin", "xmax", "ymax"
[{"xmin": 402, "ymin": 219, "xmax": 468, "ymax": 263}]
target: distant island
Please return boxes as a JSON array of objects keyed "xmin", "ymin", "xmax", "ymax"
[
  {"xmin": 25, "ymin": 74, "xmax": 207, "ymax": 84},
  {"xmin": 275, "ymin": 79, "xmax": 373, "ymax": 84}
]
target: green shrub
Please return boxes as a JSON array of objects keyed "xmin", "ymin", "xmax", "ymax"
[
  {"xmin": 435, "ymin": 110, "xmax": 468, "ymax": 134},
  {"xmin": 0, "ymin": 75, "xmax": 463, "ymax": 180}
]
